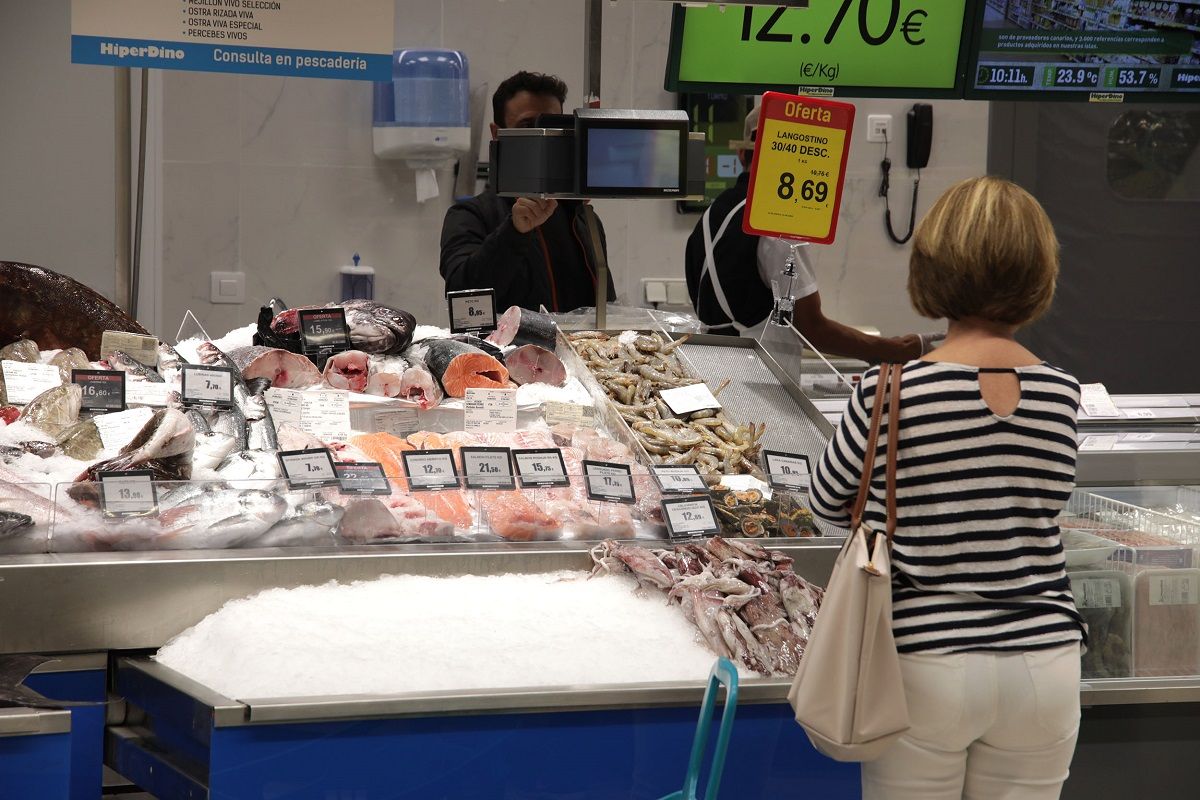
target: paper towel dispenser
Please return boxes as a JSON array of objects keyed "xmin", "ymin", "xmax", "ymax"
[{"xmin": 373, "ymin": 49, "xmax": 471, "ymax": 169}]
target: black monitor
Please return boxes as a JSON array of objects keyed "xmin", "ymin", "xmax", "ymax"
[
  {"xmin": 575, "ymin": 109, "xmax": 689, "ymax": 197},
  {"xmin": 966, "ymin": 0, "xmax": 1200, "ymax": 101}
]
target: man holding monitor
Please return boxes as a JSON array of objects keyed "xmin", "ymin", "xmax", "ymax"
[
  {"xmin": 440, "ymin": 71, "xmax": 615, "ymax": 313},
  {"xmin": 685, "ymin": 107, "xmax": 931, "ymax": 361}
]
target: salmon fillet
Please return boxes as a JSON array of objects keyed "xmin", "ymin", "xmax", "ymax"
[
  {"xmin": 478, "ymin": 491, "xmax": 560, "ymax": 541},
  {"xmin": 349, "ymin": 432, "xmax": 473, "ymax": 529}
]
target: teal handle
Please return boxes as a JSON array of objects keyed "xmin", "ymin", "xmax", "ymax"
[{"xmin": 669, "ymin": 657, "xmax": 740, "ymax": 800}]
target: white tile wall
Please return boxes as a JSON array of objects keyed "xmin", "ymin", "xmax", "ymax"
[{"xmin": 156, "ymin": 0, "xmax": 990, "ymax": 340}]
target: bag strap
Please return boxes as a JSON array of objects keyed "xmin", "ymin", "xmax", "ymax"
[
  {"xmin": 885, "ymin": 362, "xmax": 902, "ymax": 543},
  {"xmin": 850, "ymin": 363, "xmax": 891, "ymax": 531}
]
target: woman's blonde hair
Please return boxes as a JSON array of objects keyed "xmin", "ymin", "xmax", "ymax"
[{"xmin": 908, "ymin": 175, "xmax": 1059, "ymax": 325}]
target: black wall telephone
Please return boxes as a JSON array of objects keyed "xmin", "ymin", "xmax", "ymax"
[{"xmin": 881, "ymin": 103, "xmax": 933, "ymax": 244}]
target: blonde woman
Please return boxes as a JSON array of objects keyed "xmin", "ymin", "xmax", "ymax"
[{"xmin": 810, "ymin": 176, "xmax": 1085, "ymax": 800}]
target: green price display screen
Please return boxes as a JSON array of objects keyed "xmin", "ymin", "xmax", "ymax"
[{"xmin": 666, "ymin": 1, "xmax": 974, "ymax": 98}]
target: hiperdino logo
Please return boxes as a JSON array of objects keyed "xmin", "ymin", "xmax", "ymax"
[{"xmin": 100, "ymin": 42, "xmax": 185, "ymax": 60}]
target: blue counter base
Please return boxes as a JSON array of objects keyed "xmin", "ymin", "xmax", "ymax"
[{"xmin": 25, "ymin": 668, "xmax": 107, "ymax": 800}]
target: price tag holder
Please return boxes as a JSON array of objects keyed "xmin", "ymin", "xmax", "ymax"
[
  {"xmin": 72, "ymin": 369, "xmax": 126, "ymax": 412},
  {"xmin": 277, "ymin": 448, "xmax": 339, "ymax": 490},
  {"xmin": 334, "ymin": 461, "xmax": 391, "ymax": 496},
  {"xmin": 298, "ymin": 308, "xmax": 352, "ymax": 360},
  {"xmin": 659, "ymin": 383, "xmax": 721, "ymax": 416},
  {"xmin": 762, "ymin": 450, "xmax": 811, "ymax": 492},
  {"xmin": 98, "ymin": 469, "xmax": 158, "ymax": 518},
  {"xmin": 661, "ymin": 496, "xmax": 721, "ymax": 539},
  {"xmin": 1, "ymin": 360, "xmax": 62, "ymax": 405},
  {"xmin": 651, "ymin": 464, "xmax": 708, "ymax": 495},
  {"xmin": 512, "ymin": 448, "xmax": 570, "ymax": 489},
  {"xmin": 180, "ymin": 364, "xmax": 235, "ymax": 409},
  {"xmin": 743, "ymin": 91, "xmax": 855, "ymax": 245},
  {"xmin": 583, "ymin": 460, "xmax": 636, "ymax": 505},
  {"xmin": 447, "ymin": 288, "xmax": 497, "ymax": 335},
  {"xmin": 401, "ymin": 449, "xmax": 460, "ymax": 492},
  {"xmin": 461, "ymin": 447, "xmax": 515, "ymax": 490}
]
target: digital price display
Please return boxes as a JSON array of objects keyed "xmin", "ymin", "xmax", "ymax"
[
  {"xmin": 72, "ymin": 369, "xmax": 126, "ymax": 412},
  {"xmin": 762, "ymin": 450, "xmax": 812, "ymax": 493},
  {"xmin": 98, "ymin": 469, "xmax": 158, "ymax": 518},
  {"xmin": 277, "ymin": 448, "xmax": 340, "ymax": 490},
  {"xmin": 298, "ymin": 308, "xmax": 351, "ymax": 359},
  {"xmin": 512, "ymin": 448, "xmax": 571, "ymax": 489},
  {"xmin": 661, "ymin": 496, "xmax": 721, "ymax": 540},
  {"xmin": 583, "ymin": 460, "xmax": 636, "ymax": 505},
  {"xmin": 651, "ymin": 465, "xmax": 708, "ymax": 495},
  {"xmin": 447, "ymin": 288, "xmax": 497, "ymax": 335},
  {"xmin": 967, "ymin": 2, "xmax": 1200, "ymax": 101},
  {"xmin": 461, "ymin": 447, "xmax": 515, "ymax": 491},
  {"xmin": 334, "ymin": 461, "xmax": 391, "ymax": 496},
  {"xmin": 180, "ymin": 364, "xmax": 235, "ymax": 409},
  {"xmin": 666, "ymin": 2, "xmax": 973, "ymax": 97},
  {"xmin": 400, "ymin": 449, "xmax": 460, "ymax": 492}
]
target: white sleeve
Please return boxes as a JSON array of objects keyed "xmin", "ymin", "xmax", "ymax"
[{"xmin": 756, "ymin": 237, "xmax": 819, "ymax": 300}]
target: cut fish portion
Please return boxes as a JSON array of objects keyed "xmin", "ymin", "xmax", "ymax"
[
  {"xmin": 228, "ymin": 345, "xmax": 321, "ymax": 389},
  {"xmin": 397, "ymin": 364, "xmax": 443, "ymax": 408},
  {"xmin": 420, "ymin": 338, "xmax": 508, "ymax": 398},
  {"xmin": 365, "ymin": 355, "xmax": 409, "ymax": 398},
  {"xmin": 478, "ymin": 491, "xmax": 559, "ymax": 541},
  {"xmin": 506, "ymin": 344, "xmax": 566, "ymax": 387},
  {"xmin": 322, "ymin": 350, "xmax": 370, "ymax": 393},
  {"xmin": 486, "ymin": 306, "xmax": 558, "ymax": 348}
]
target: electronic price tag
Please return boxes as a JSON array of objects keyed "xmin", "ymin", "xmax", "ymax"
[
  {"xmin": 583, "ymin": 460, "xmax": 636, "ymax": 505},
  {"xmin": 661, "ymin": 496, "xmax": 721, "ymax": 539},
  {"xmin": 762, "ymin": 450, "xmax": 811, "ymax": 492},
  {"xmin": 98, "ymin": 469, "xmax": 157, "ymax": 518},
  {"xmin": 334, "ymin": 461, "xmax": 391, "ymax": 496},
  {"xmin": 447, "ymin": 288, "xmax": 497, "ymax": 335},
  {"xmin": 72, "ymin": 369, "xmax": 126, "ymax": 412},
  {"xmin": 400, "ymin": 449, "xmax": 460, "ymax": 491},
  {"xmin": 180, "ymin": 364, "xmax": 235, "ymax": 408},
  {"xmin": 277, "ymin": 448, "xmax": 339, "ymax": 490},
  {"xmin": 298, "ymin": 308, "xmax": 352, "ymax": 360},
  {"xmin": 512, "ymin": 448, "xmax": 570, "ymax": 489},
  {"xmin": 743, "ymin": 91, "xmax": 855, "ymax": 245},
  {"xmin": 651, "ymin": 464, "xmax": 708, "ymax": 495},
  {"xmin": 461, "ymin": 447, "xmax": 515, "ymax": 490}
]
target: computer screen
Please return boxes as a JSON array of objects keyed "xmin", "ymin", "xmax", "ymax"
[{"xmin": 585, "ymin": 128, "xmax": 683, "ymax": 190}]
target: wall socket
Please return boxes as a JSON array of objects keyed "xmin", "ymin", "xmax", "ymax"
[
  {"xmin": 642, "ymin": 277, "xmax": 689, "ymax": 306},
  {"xmin": 210, "ymin": 271, "xmax": 245, "ymax": 304},
  {"xmin": 867, "ymin": 114, "xmax": 893, "ymax": 143}
]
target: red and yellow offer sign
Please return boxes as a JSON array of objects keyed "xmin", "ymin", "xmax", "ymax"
[{"xmin": 743, "ymin": 92, "xmax": 855, "ymax": 245}]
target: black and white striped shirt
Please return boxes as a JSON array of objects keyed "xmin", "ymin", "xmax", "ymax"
[{"xmin": 810, "ymin": 361, "xmax": 1086, "ymax": 654}]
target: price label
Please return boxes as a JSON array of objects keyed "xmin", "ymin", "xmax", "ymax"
[
  {"xmin": 659, "ymin": 383, "xmax": 721, "ymax": 416},
  {"xmin": 277, "ymin": 448, "xmax": 339, "ymax": 489},
  {"xmin": 763, "ymin": 450, "xmax": 811, "ymax": 492},
  {"xmin": 743, "ymin": 92, "xmax": 854, "ymax": 245},
  {"xmin": 583, "ymin": 460, "xmax": 636, "ymax": 505},
  {"xmin": 298, "ymin": 308, "xmax": 351, "ymax": 359},
  {"xmin": 334, "ymin": 461, "xmax": 391, "ymax": 496},
  {"xmin": 72, "ymin": 369, "xmax": 126, "ymax": 412},
  {"xmin": 93, "ymin": 407, "xmax": 154, "ymax": 451},
  {"xmin": 98, "ymin": 469, "xmax": 157, "ymax": 518},
  {"xmin": 1080, "ymin": 383, "xmax": 1120, "ymax": 418},
  {"xmin": 461, "ymin": 447, "xmax": 515, "ymax": 490},
  {"xmin": 1149, "ymin": 574, "xmax": 1199, "ymax": 606},
  {"xmin": 464, "ymin": 387, "xmax": 517, "ymax": 432},
  {"xmin": 100, "ymin": 330, "xmax": 159, "ymax": 369},
  {"xmin": 1, "ymin": 360, "xmax": 62, "ymax": 405},
  {"xmin": 267, "ymin": 388, "xmax": 352, "ymax": 443},
  {"xmin": 447, "ymin": 288, "xmax": 497, "ymax": 335},
  {"xmin": 180, "ymin": 364, "xmax": 235, "ymax": 408},
  {"xmin": 126, "ymin": 381, "xmax": 171, "ymax": 407},
  {"xmin": 374, "ymin": 408, "xmax": 420, "ymax": 436},
  {"xmin": 1125, "ymin": 409, "xmax": 1157, "ymax": 420},
  {"xmin": 1073, "ymin": 577, "xmax": 1122, "ymax": 610},
  {"xmin": 662, "ymin": 496, "xmax": 721, "ymax": 539},
  {"xmin": 1079, "ymin": 434, "xmax": 1118, "ymax": 452},
  {"xmin": 541, "ymin": 401, "xmax": 596, "ymax": 427},
  {"xmin": 512, "ymin": 448, "xmax": 570, "ymax": 489},
  {"xmin": 651, "ymin": 465, "xmax": 708, "ymax": 495},
  {"xmin": 400, "ymin": 449, "xmax": 460, "ymax": 491}
]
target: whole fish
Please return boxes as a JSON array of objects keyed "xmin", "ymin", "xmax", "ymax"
[
  {"xmin": 20, "ymin": 385, "xmax": 82, "ymax": 436},
  {"xmin": 49, "ymin": 348, "xmax": 90, "ymax": 382},
  {"xmin": 55, "ymin": 419, "xmax": 104, "ymax": 460},
  {"xmin": 0, "ymin": 261, "xmax": 150, "ymax": 359},
  {"xmin": 155, "ymin": 487, "xmax": 289, "ymax": 550},
  {"xmin": 157, "ymin": 341, "xmax": 187, "ymax": 383},
  {"xmin": 0, "ymin": 511, "xmax": 34, "ymax": 539},
  {"xmin": 265, "ymin": 300, "xmax": 416, "ymax": 356},
  {"xmin": 252, "ymin": 500, "xmax": 344, "ymax": 548},
  {"xmin": 0, "ymin": 339, "xmax": 40, "ymax": 363},
  {"xmin": 75, "ymin": 408, "xmax": 195, "ymax": 483},
  {"xmin": 105, "ymin": 350, "xmax": 164, "ymax": 383}
]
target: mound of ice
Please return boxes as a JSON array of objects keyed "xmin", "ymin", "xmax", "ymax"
[{"xmin": 156, "ymin": 572, "xmax": 720, "ymax": 699}]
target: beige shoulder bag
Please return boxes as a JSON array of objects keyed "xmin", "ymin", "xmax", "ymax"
[{"xmin": 788, "ymin": 362, "xmax": 910, "ymax": 762}]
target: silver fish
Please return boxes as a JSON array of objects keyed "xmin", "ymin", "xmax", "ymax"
[
  {"xmin": 105, "ymin": 350, "xmax": 164, "ymax": 383},
  {"xmin": 252, "ymin": 500, "xmax": 344, "ymax": 548},
  {"xmin": 154, "ymin": 487, "xmax": 288, "ymax": 550}
]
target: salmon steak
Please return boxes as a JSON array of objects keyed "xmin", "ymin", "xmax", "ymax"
[{"xmin": 419, "ymin": 339, "xmax": 509, "ymax": 398}]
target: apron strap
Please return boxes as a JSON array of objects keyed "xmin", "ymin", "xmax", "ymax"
[{"xmin": 701, "ymin": 199, "xmax": 751, "ymax": 333}]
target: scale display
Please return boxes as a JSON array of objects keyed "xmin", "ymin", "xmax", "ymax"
[
  {"xmin": 666, "ymin": 1, "xmax": 974, "ymax": 98},
  {"xmin": 969, "ymin": 0, "xmax": 1200, "ymax": 100}
]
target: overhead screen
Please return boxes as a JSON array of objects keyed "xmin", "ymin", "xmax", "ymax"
[
  {"xmin": 665, "ymin": 2, "xmax": 976, "ymax": 98},
  {"xmin": 967, "ymin": 0, "xmax": 1200, "ymax": 100}
]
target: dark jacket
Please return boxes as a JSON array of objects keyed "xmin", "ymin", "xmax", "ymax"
[
  {"xmin": 684, "ymin": 172, "xmax": 774, "ymax": 335},
  {"xmin": 440, "ymin": 188, "xmax": 615, "ymax": 313}
]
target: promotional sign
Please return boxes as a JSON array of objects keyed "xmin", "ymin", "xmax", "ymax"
[
  {"xmin": 298, "ymin": 308, "xmax": 351, "ymax": 361},
  {"xmin": 743, "ymin": 92, "xmax": 855, "ymax": 245},
  {"xmin": 667, "ymin": 2, "xmax": 972, "ymax": 97},
  {"xmin": 334, "ymin": 462, "xmax": 390, "ymax": 496},
  {"xmin": 72, "ymin": 369, "xmax": 127, "ymax": 413},
  {"xmin": 71, "ymin": 0, "xmax": 393, "ymax": 81}
]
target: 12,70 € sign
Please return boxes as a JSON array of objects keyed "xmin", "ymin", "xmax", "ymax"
[{"xmin": 743, "ymin": 92, "xmax": 855, "ymax": 245}]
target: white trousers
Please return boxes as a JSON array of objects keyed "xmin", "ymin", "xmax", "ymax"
[{"xmin": 862, "ymin": 644, "xmax": 1081, "ymax": 800}]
